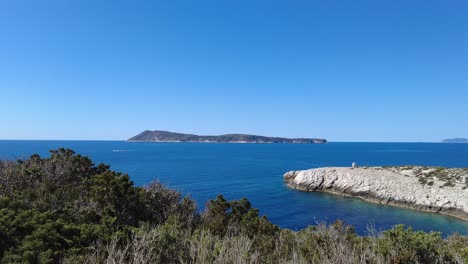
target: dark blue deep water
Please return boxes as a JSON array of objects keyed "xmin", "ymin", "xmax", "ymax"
[{"xmin": 1, "ymin": 141, "xmax": 467, "ymax": 236}]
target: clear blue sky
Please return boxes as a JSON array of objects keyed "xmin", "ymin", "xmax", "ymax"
[{"xmin": 0, "ymin": 1, "xmax": 467, "ymax": 142}]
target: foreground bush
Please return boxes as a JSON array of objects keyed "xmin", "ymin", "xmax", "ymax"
[{"xmin": 0, "ymin": 149, "xmax": 467, "ymax": 263}]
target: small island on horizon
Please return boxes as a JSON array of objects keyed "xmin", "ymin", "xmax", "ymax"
[
  {"xmin": 128, "ymin": 130, "xmax": 327, "ymax": 144},
  {"xmin": 442, "ymin": 138, "xmax": 468, "ymax": 143}
]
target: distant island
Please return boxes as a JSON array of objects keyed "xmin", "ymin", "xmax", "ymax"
[
  {"xmin": 442, "ymin": 138, "xmax": 468, "ymax": 143},
  {"xmin": 128, "ymin": 130, "xmax": 327, "ymax": 144}
]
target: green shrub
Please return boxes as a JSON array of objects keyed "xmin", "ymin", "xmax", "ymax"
[
  {"xmin": 1, "ymin": 149, "xmax": 467, "ymax": 264},
  {"xmin": 376, "ymin": 225, "xmax": 455, "ymax": 263}
]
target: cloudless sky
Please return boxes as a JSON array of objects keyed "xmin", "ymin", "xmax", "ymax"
[{"xmin": 0, "ymin": 0, "xmax": 467, "ymax": 142}]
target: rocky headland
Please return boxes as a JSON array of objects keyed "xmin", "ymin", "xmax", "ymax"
[
  {"xmin": 128, "ymin": 130, "xmax": 327, "ymax": 144},
  {"xmin": 284, "ymin": 166, "xmax": 468, "ymax": 220}
]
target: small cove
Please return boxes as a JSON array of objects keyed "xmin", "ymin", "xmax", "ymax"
[{"xmin": 1, "ymin": 140, "xmax": 467, "ymax": 236}]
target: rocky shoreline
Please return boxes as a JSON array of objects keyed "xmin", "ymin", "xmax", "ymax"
[{"xmin": 284, "ymin": 166, "xmax": 468, "ymax": 221}]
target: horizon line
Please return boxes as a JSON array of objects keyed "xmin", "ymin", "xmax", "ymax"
[{"xmin": 0, "ymin": 139, "xmax": 450, "ymax": 143}]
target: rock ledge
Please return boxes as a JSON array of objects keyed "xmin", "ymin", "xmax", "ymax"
[{"xmin": 284, "ymin": 166, "xmax": 468, "ymax": 221}]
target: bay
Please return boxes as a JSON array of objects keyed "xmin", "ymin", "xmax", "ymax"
[{"xmin": 1, "ymin": 140, "xmax": 467, "ymax": 236}]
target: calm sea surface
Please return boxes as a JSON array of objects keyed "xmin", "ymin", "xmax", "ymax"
[{"xmin": 1, "ymin": 141, "xmax": 467, "ymax": 236}]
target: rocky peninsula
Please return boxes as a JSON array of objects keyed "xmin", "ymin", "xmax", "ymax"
[
  {"xmin": 129, "ymin": 130, "xmax": 327, "ymax": 144},
  {"xmin": 284, "ymin": 166, "xmax": 468, "ymax": 220}
]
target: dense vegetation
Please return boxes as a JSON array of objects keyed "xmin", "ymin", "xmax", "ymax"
[{"xmin": 0, "ymin": 149, "xmax": 467, "ymax": 263}]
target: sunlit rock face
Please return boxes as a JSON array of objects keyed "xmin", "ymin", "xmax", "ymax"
[{"xmin": 284, "ymin": 166, "xmax": 468, "ymax": 220}]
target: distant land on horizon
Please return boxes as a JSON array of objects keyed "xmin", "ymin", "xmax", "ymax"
[
  {"xmin": 128, "ymin": 130, "xmax": 327, "ymax": 144},
  {"xmin": 442, "ymin": 138, "xmax": 468, "ymax": 143}
]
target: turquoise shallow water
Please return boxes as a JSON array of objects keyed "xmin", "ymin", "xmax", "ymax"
[{"xmin": 0, "ymin": 140, "xmax": 467, "ymax": 236}]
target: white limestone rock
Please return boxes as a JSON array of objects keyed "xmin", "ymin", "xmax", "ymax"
[{"xmin": 284, "ymin": 166, "xmax": 468, "ymax": 220}]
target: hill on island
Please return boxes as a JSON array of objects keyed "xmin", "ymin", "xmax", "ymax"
[
  {"xmin": 128, "ymin": 130, "xmax": 327, "ymax": 144},
  {"xmin": 442, "ymin": 138, "xmax": 468, "ymax": 143}
]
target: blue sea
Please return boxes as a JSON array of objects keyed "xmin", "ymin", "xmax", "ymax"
[{"xmin": 1, "ymin": 141, "xmax": 467, "ymax": 236}]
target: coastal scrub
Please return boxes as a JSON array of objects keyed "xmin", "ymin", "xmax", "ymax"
[{"xmin": 0, "ymin": 149, "xmax": 467, "ymax": 263}]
